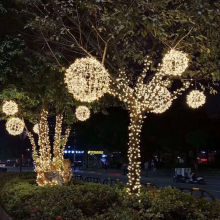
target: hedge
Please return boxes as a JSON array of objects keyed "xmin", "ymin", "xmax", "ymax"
[{"xmin": 0, "ymin": 173, "xmax": 219, "ymax": 220}]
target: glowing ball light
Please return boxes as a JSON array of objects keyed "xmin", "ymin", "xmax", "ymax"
[
  {"xmin": 146, "ymin": 87, "xmax": 172, "ymax": 114},
  {"xmin": 161, "ymin": 49, "xmax": 189, "ymax": 76},
  {"xmin": 75, "ymin": 106, "xmax": 90, "ymax": 121},
  {"xmin": 151, "ymin": 100, "xmax": 172, "ymax": 114},
  {"xmin": 33, "ymin": 123, "xmax": 39, "ymax": 134},
  {"xmin": 64, "ymin": 57, "xmax": 110, "ymax": 103},
  {"xmin": 6, "ymin": 117, "xmax": 24, "ymax": 136},
  {"xmin": 186, "ymin": 90, "xmax": 206, "ymax": 109},
  {"xmin": 2, "ymin": 101, "xmax": 18, "ymax": 116}
]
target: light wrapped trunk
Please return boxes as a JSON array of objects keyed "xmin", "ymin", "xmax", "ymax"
[
  {"xmin": 127, "ymin": 109, "xmax": 143, "ymax": 195},
  {"xmin": 27, "ymin": 109, "xmax": 72, "ymax": 186}
]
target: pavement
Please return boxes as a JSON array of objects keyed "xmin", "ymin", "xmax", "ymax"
[{"xmin": 4, "ymin": 166, "xmax": 220, "ymax": 200}]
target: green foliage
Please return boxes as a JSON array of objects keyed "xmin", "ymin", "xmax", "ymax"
[
  {"xmin": 26, "ymin": 0, "xmax": 220, "ymax": 81},
  {"xmin": 0, "ymin": 35, "xmax": 25, "ymax": 84},
  {"xmin": 0, "ymin": 2, "xmax": 7, "ymax": 15},
  {"xmin": 0, "ymin": 1, "xmax": 78, "ymax": 125},
  {"xmin": 0, "ymin": 174, "xmax": 220, "ymax": 220}
]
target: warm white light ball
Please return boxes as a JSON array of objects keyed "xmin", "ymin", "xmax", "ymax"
[
  {"xmin": 75, "ymin": 106, "xmax": 90, "ymax": 121},
  {"xmin": 64, "ymin": 57, "xmax": 110, "ymax": 103},
  {"xmin": 187, "ymin": 90, "xmax": 206, "ymax": 109},
  {"xmin": 151, "ymin": 100, "xmax": 172, "ymax": 114},
  {"xmin": 6, "ymin": 117, "xmax": 24, "ymax": 136},
  {"xmin": 161, "ymin": 49, "xmax": 189, "ymax": 76},
  {"xmin": 146, "ymin": 86, "xmax": 172, "ymax": 114},
  {"xmin": 33, "ymin": 123, "xmax": 39, "ymax": 134},
  {"xmin": 2, "ymin": 101, "xmax": 18, "ymax": 116}
]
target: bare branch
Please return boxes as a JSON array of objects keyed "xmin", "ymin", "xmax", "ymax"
[
  {"xmin": 102, "ymin": 37, "xmax": 112, "ymax": 64},
  {"xmin": 173, "ymin": 27, "xmax": 194, "ymax": 49},
  {"xmin": 63, "ymin": 25, "xmax": 96, "ymax": 59},
  {"xmin": 91, "ymin": 24, "xmax": 106, "ymax": 44},
  {"xmin": 172, "ymin": 81, "xmax": 191, "ymax": 99},
  {"xmin": 40, "ymin": 30, "xmax": 62, "ymax": 66},
  {"xmin": 76, "ymin": 7, "xmax": 83, "ymax": 45}
]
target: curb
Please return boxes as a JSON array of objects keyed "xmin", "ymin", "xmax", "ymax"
[{"xmin": 0, "ymin": 205, "xmax": 12, "ymax": 220}]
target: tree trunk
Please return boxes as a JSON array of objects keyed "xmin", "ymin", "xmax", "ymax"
[
  {"xmin": 127, "ymin": 111, "xmax": 143, "ymax": 195},
  {"xmin": 26, "ymin": 110, "xmax": 72, "ymax": 186}
]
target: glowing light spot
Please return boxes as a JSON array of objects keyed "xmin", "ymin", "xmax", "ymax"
[
  {"xmin": 6, "ymin": 117, "xmax": 24, "ymax": 136},
  {"xmin": 65, "ymin": 57, "xmax": 110, "ymax": 103},
  {"xmin": 2, "ymin": 101, "xmax": 18, "ymax": 116},
  {"xmin": 75, "ymin": 106, "xmax": 90, "ymax": 121}
]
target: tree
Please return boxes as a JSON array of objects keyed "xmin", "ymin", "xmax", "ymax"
[
  {"xmin": 0, "ymin": 1, "xmax": 79, "ymax": 185},
  {"xmin": 23, "ymin": 0, "xmax": 219, "ymax": 194}
]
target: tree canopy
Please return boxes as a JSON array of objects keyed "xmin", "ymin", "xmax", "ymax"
[
  {"xmin": 0, "ymin": 0, "xmax": 79, "ymax": 125},
  {"xmin": 25, "ymin": 0, "xmax": 220, "ymax": 82}
]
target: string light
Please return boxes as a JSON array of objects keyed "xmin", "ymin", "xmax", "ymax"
[
  {"xmin": 186, "ymin": 90, "xmax": 206, "ymax": 109},
  {"xmin": 6, "ymin": 117, "xmax": 24, "ymax": 136},
  {"xmin": 33, "ymin": 123, "xmax": 39, "ymax": 134},
  {"xmin": 2, "ymin": 100, "xmax": 18, "ymax": 116},
  {"xmin": 75, "ymin": 105, "xmax": 90, "ymax": 121},
  {"xmin": 160, "ymin": 49, "xmax": 189, "ymax": 76},
  {"xmin": 109, "ymin": 50, "xmax": 191, "ymax": 195},
  {"xmin": 25, "ymin": 110, "xmax": 72, "ymax": 186},
  {"xmin": 64, "ymin": 57, "xmax": 110, "ymax": 103}
]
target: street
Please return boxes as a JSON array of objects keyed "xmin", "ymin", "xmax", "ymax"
[
  {"xmin": 4, "ymin": 167, "xmax": 220, "ymax": 200},
  {"xmin": 73, "ymin": 168, "xmax": 220, "ymax": 200}
]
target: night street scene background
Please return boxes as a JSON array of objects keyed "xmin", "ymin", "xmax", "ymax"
[{"xmin": 0, "ymin": 0, "xmax": 220, "ymax": 220}]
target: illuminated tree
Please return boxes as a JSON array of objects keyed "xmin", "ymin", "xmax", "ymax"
[
  {"xmin": 0, "ymin": 35, "xmax": 76, "ymax": 186},
  {"xmin": 24, "ymin": 0, "xmax": 218, "ymax": 193},
  {"xmin": 1, "ymin": 96, "xmax": 73, "ymax": 186},
  {"xmin": 108, "ymin": 49, "xmax": 192, "ymax": 194},
  {"xmin": 27, "ymin": 110, "xmax": 72, "ymax": 186}
]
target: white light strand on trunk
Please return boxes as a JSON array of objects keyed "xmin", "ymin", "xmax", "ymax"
[
  {"xmin": 36, "ymin": 109, "xmax": 52, "ymax": 186},
  {"xmin": 32, "ymin": 110, "xmax": 72, "ymax": 186},
  {"xmin": 109, "ymin": 49, "xmax": 191, "ymax": 195}
]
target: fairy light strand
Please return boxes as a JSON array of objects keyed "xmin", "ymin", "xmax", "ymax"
[{"xmin": 33, "ymin": 123, "xmax": 39, "ymax": 134}]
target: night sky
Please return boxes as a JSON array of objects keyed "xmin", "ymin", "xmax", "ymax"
[{"xmin": 0, "ymin": 90, "xmax": 220, "ymax": 161}]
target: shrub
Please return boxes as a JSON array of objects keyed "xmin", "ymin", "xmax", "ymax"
[{"xmin": 0, "ymin": 174, "xmax": 220, "ymax": 220}]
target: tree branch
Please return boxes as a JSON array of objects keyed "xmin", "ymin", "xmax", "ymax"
[
  {"xmin": 102, "ymin": 37, "xmax": 112, "ymax": 64},
  {"xmin": 63, "ymin": 24, "xmax": 95, "ymax": 59},
  {"xmin": 173, "ymin": 27, "xmax": 194, "ymax": 49},
  {"xmin": 40, "ymin": 30, "xmax": 62, "ymax": 67}
]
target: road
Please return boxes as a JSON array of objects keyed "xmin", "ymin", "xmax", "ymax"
[
  {"xmin": 4, "ymin": 167, "xmax": 220, "ymax": 200},
  {"xmin": 73, "ymin": 168, "xmax": 220, "ymax": 200}
]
